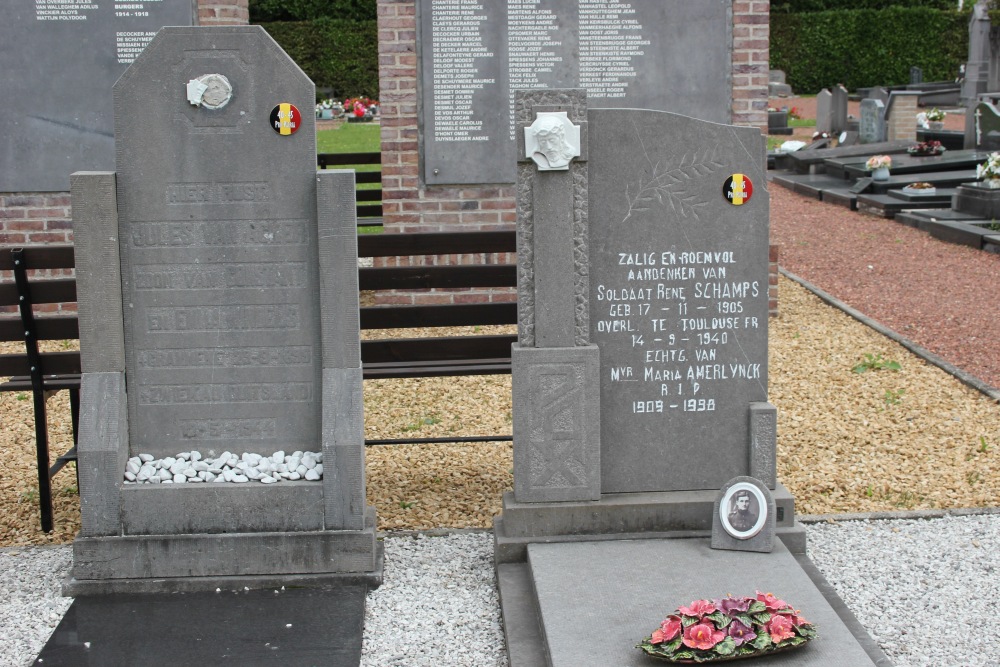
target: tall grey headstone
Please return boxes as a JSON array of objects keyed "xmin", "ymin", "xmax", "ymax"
[
  {"xmin": 815, "ymin": 88, "xmax": 833, "ymax": 134},
  {"xmin": 831, "ymin": 84, "xmax": 849, "ymax": 135},
  {"xmin": 497, "ymin": 90, "xmax": 794, "ymax": 567},
  {"xmin": 962, "ymin": 2, "xmax": 991, "ymax": 106},
  {"xmin": 910, "ymin": 66, "xmax": 923, "ymax": 85},
  {"xmin": 859, "ymin": 99, "xmax": 886, "ymax": 144},
  {"xmin": 68, "ymin": 26, "xmax": 378, "ymax": 594},
  {"xmin": 419, "ymin": 1, "xmax": 733, "ymax": 185},
  {"xmin": 0, "ymin": 1, "xmax": 194, "ymax": 191},
  {"xmin": 588, "ymin": 110, "xmax": 771, "ymax": 492}
]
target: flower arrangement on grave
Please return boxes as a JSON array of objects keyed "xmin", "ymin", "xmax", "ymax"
[
  {"xmin": 788, "ymin": 106, "xmax": 801, "ymax": 120},
  {"xmin": 343, "ymin": 96, "xmax": 378, "ymax": 117},
  {"xmin": 315, "ymin": 98, "xmax": 343, "ymax": 119},
  {"xmin": 976, "ymin": 152, "xmax": 1000, "ymax": 181},
  {"xmin": 865, "ymin": 155, "xmax": 892, "ymax": 171},
  {"xmin": 907, "ymin": 140, "xmax": 946, "ymax": 157},
  {"xmin": 811, "ymin": 131, "xmax": 830, "ymax": 141},
  {"xmin": 906, "ymin": 182, "xmax": 935, "ymax": 190},
  {"xmin": 925, "ymin": 108, "xmax": 946, "ymax": 122},
  {"xmin": 637, "ymin": 592, "xmax": 817, "ymax": 663}
]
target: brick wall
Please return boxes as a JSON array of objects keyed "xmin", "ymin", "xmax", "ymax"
[{"xmin": 0, "ymin": 0, "xmax": 247, "ymax": 249}]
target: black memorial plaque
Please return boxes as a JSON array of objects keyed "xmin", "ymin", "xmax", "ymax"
[
  {"xmin": 419, "ymin": 0, "xmax": 733, "ymax": 185},
  {"xmin": 0, "ymin": 0, "xmax": 193, "ymax": 192}
]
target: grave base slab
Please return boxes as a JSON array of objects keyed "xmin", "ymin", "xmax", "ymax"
[
  {"xmin": 493, "ymin": 486, "xmax": 806, "ymax": 563},
  {"xmin": 39, "ymin": 579, "xmax": 369, "ymax": 667},
  {"xmin": 65, "ymin": 508, "xmax": 381, "ymax": 595},
  {"xmin": 497, "ymin": 538, "xmax": 891, "ymax": 667}
]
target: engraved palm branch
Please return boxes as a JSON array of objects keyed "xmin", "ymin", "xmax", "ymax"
[{"xmin": 622, "ymin": 147, "xmax": 725, "ymax": 224}]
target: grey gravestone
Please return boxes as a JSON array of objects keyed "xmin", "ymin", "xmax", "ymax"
[
  {"xmin": 973, "ymin": 101, "xmax": 1000, "ymax": 150},
  {"xmin": 69, "ymin": 26, "xmax": 378, "ymax": 593},
  {"xmin": 419, "ymin": 1, "xmax": 732, "ymax": 185},
  {"xmin": 858, "ymin": 98, "xmax": 886, "ymax": 144},
  {"xmin": 872, "ymin": 86, "xmax": 891, "ymax": 107},
  {"xmin": 498, "ymin": 89, "xmax": 794, "ymax": 565},
  {"xmin": 0, "ymin": 1, "xmax": 193, "ymax": 191},
  {"xmin": 815, "ymin": 88, "xmax": 833, "ymax": 134},
  {"xmin": 768, "ymin": 69, "xmax": 793, "ymax": 97},
  {"xmin": 910, "ymin": 66, "xmax": 924, "ymax": 85},
  {"xmin": 588, "ymin": 109, "xmax": 772, "ymax": 492},
  {"xmin": 962, "ymin": 2, "xmax": 991, "ymax": 105},
  {"xmin": 831, "ymin": 84, "xmax": 849, "ymax": 135}
]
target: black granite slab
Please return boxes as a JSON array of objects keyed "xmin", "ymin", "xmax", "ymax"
[
  {"xmin": 821, "ymin": 188, "xmax": 859, "ymax": 210},
  {"xmin": 857, "ymin": 192, "xmax": 954, "ymax": 218},
  {"xmin": 34, "ymin": 583, "xmax": 367, "ymax": 667},
  {"xmin": 786, "ymin": 140, "xmax": 912, "ymax": 174},
  {"xmin": 793, "ymin": 174, "xmax": 854, "ymax": 199},
  {"xmin": 887, "ymin": 187, "xmax": 957, "ymax": 203},
  {"xmin": 918, "ymin": 219, "xmax": 994, "ymax": 249},
  {"xmin": 837, "ymin": 149, "xmax": 988, "ymax": 180},
  {"xmin": 869, "ymin": 169, "xmax": 978, "ymax": 194},
  {"xmin": 916, "ymin": 129, "xmax": 965, "ymax": 151}
]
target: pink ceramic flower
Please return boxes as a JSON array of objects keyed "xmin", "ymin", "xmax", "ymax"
[
  {"xmin": 727, "ymin": 619, "xmax": 757, "ymax": 647},
  {"xmin": 767, "ymin": 614, "xmax": 795, "ymax": 643},
  {"xmin": 651, "ymin": 615, "xmax": 682, "ymax": 644},
  {"xmin": 682, "ymin": 622, "xmax": 725, "ymax": 650},
  {"xmin": 756, "ymin": 590, "xmax": 788, "ymax": 612},
  {"xmin": 353, "ymin": 104, "xmax": 366, "ymax": 117},
  {"xmin": 678, "ymin": 599, "xmax": 716, "ymax": 617}
]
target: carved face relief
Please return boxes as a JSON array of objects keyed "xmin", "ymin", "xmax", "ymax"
[
  {"xmin": 526, "ymin": 112, "xmax": 581, "ymax": 171},
  {"xmin": 186, "ymin": 73, "xmax": 233, "ymax": 110}
]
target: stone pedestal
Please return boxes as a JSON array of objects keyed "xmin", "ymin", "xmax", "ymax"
[{"xmin": 954, "ymin": 181, "xmax": 1000, "ymax": 218}]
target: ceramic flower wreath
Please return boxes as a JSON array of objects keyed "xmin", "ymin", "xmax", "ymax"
[{"xmin": 637, "ymin": 592, "xmax": 817, "ymax": 663}]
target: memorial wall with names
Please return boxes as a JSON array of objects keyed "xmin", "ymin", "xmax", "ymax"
[
  {"xmin": 0, "ymin": 0, "xmax": 193, "ymax": 191},
  {"xmin": 419, "ymin": 0, "xmax": 733, "ymax": 185}
]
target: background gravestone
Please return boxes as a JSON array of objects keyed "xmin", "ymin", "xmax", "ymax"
[
  {"xmin": 69, "ymin": 26, "xmax": 377, "ymax": 591},
  {"xmin": 973, "ymin": 101, "xmax": 1000, "ymax": 151},
  {"xmin": 0, "ymin": 0, "xmax": 194, "ymax": 191},
  {"xmin": 910, "ymin": 66, "xmax": 923, "ymax": 85},
  {"xmin": 859, "ymin": 98, "xmax": 886, "ymax": 144},
  {"xmin": 815, "ymin": 89, "xmax": 832, "ymax": 134},
  {"xmin": 831, "ymin": 84, "xmax": 849, "ymax": 135}
]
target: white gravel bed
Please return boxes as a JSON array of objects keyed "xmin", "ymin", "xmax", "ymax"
[{"xmin": 4, "ymin": 519, "xmax": 999, "ymax": 667}]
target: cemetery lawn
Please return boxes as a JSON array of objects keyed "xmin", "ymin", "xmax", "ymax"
[
  {"xmin": 1, "ymin": 273, "xmax": 997, "ymax": 544},
  {"xmin": 316, "ymin": 122, "xmax": 381, "ymax": 188}
]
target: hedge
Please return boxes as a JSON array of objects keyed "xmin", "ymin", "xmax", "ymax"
[
  {"xmin": 257, "ymin": 19, "xmax": 379, "ymax": 100},
  {"xmin": 771, "ymin": 7, "xmax": 971, "ymax": 93},
  {"xmin": 250, "ymin": 0, "xmax": 376, "ymax": 22},
  {"xmin": 772, "ymin": 0, "xmax": 957, "ymax": 12}
]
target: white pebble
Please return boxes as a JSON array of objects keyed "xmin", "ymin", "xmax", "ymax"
[
  {"xmin": 314, "ymin": 464, "xmax": 323, "ymax": 477},
  {"xmin": 173, "ymin": 474, "xmax": 186, "ymax": 483},
  {"xmin": 305, "ymin": 469, "xmax": 320, "ymax": 481},
  {"xmin": 189, "ymin": 451, "xmax": 202, "ymax": 462},
  {"xmin": 139, "ymin": 453, "xmax": 154, "ymax": 463},
  {"xmin": 231, "ymin": 473, "xmax": 249, "ymax": 483}
]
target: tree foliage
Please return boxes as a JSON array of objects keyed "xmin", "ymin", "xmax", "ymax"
[
  {"xmin": 250, "ymin": 0, "xmax": 376, "ymax": 22},
  {"xmin": 257, "ymin": 19, "xmax": 379, "ymax": 100}
]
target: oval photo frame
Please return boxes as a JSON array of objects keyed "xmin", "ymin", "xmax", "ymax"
[{"xmin": 718, "ymin": 482, "xmax": 768, "ymax": 540}]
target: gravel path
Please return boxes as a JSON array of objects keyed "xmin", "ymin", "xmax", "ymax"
[{"xmin": 5, "ymin": 516, "xmax": 1000, "ymax": 667}]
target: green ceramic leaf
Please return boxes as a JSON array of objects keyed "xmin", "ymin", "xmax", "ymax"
[
  {"xmin": 751, "ymin": 611, "xmax": 772, "ymax": 625},
  {"xmin": 747, "ymin": 601, "xmax": 767, "ymax": 614},
  {"xmin": 706, "ymin": 612, "xmax": 730, "ymax": 628},
  {"xmin": 713, "ymin": 637, "xmax": 737, "ymax": 656},
  {"xmin": 751, "ymin": 631, "xmax": 772, "ymax": 650}
]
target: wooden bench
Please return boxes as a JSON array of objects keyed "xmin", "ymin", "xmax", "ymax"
[
  {"xmin": 0, "ymin": 246, "xmax": 81, "ymax": 533},
  {"xmin": 317, "ymin": 152, "xmax": 383, "ymax": 226},
  {"xmin": 0, "ymin": 229, "xmax": 518, "ymax": 528}
]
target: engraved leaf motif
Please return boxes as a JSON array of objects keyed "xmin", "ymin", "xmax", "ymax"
[{"xmin": 622, "ymin": 146, "xmax": 726, "ymax": 224}]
